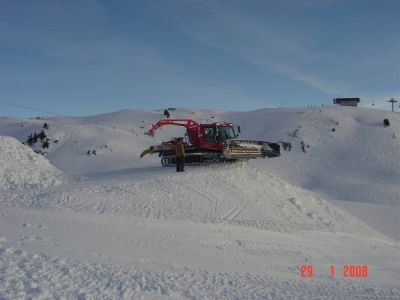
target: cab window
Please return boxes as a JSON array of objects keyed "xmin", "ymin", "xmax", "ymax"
[
  {"xmin": 216, "ymin": 127, "xmax": 235, "ymax": 142},
  {"xmin": 204, "ymin": 127, "xmax": 215, "ymax": 143}
]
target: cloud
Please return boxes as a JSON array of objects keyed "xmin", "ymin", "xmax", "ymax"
[
  {"xmin": 3, "ymin": 0, "xmax": 394, "ymax": 112},
  {"xmin": 149, "ymin": 0, "xmax": 345, "ymax": 95},
  {"xmin": 298, "ymin": 0, "xmax": 353, "ymax": 8},
  {"xmin": 0, "ymin": 1, "xmax": 263, "ymax": 110},
  {"xmin": 276, "ymin": 65, "xmax": 349, "ymax": 95},
  {"xmin": 0, "ymin": 1, "xmax": 179, "ymax": 72}
]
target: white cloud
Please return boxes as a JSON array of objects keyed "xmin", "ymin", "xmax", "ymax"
[
  {"xmin": 298, "ymin": 0, "xmax": 353, "ymax": 8},
  {"xmin": 155, "ymin": 1, "xmax": 345, "ymax": 95}
]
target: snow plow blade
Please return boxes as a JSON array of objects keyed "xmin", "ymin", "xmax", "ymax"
[
  {"xmin": 223, "ymin": 139, "xmax": 280, "ymax": 159},
  {"xmin": 140, "ymin": 148, "xmax": 153, "ymax": 158}
]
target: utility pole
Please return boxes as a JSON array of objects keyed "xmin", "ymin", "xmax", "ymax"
[{"xmin": 388, "ymin": 98, "xmax": 398, "ymax": 112}]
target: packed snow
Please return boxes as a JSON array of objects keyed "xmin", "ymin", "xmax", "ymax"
[
  {"xmin": 0, "ymin": 136, "xmax": 64, "ymax": 192},
  {"xmin": 0, "ymin": 107, "xmax": 399, "ymax": 299}
]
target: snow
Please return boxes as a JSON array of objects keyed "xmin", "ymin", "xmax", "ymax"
[
  {"xmin": 0, "ymin": 107, "xmax": 399, "ymax": 299},
  {"xmin": 229, "ymin": 107, "xmax": 400, "ymax": 239},
  {"xmin": 0, "ymin": 136, "xmax": 64, "ymax": 191},
  {"xmin": 231, "ymin": 107, "xmax": 400, "ymax": 207},
  {"xmin": 332, "ymin": 199, "xmax": 400, "ymax": 244}
]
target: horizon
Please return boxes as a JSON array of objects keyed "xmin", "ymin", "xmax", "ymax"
[
  {"xmin": 1, "ymin": 100, "xmax": 398, "ymax": 119},
  {"xmin": 1, "ymin": 0, "xmax": 399, "ymax": 117}
]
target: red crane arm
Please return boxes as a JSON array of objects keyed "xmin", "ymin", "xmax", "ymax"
[{"xmin": 147, "ymin": 119, "xmax": 200, "ymax": 136}]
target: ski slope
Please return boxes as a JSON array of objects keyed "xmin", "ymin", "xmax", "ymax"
[
  {"xmin": 0, "ymin": 107, "xmax": 399, "ymax": 299},
  {"xmin": 233, "ymin": 107, "xmax": 400, "ymax": 207}
]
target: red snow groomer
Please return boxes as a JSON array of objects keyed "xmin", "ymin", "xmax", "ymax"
[{"xmin": 140, "ymin": 119, "xmax": 280, "ymax": 166}]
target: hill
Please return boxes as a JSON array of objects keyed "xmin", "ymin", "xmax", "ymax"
[
  {"xmin": 1, "ymin": 106, "xmax": 398, "ymax": 238},
  {"xmin": 0, "ymin": 106, "xmax": 399, "ymax": 299}
]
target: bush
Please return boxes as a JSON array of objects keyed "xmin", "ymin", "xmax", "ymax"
[
  {"xmin": 38, "ymin": 130, "xmax": 47, "ymax": 142},
  {"xmin": 42, "ymin": 139, "xmax": 49, "ymax": 149},
  {"xmin": 383, "ymin": 119, "xmax": 390, "ymax": 127},
  {"xmin": 26, "ymin": 134, "xmax": 34, "ymax": 146},
  {"xmin": 32, "ymin": 132, "xmax": 38, "ymax": 144}
]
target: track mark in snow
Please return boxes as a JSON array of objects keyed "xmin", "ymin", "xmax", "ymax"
[
  {"xmin": 221, "ymin": 196, "xmax": 249, "ymax": 223},
  {"xmin": 179, "ymin": 183, "xmax": 222, "ymax": 222},
  {"xmin": 95, "ymin": 196, "xmax": 108, "ymax": 214},
  {"xmin": 69, "ymin": 196, "xmax": 98, "ymax": 212}
]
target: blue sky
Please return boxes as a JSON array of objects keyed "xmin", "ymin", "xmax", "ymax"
[{"xmin": 1, "ymin": 0, "xmax": 399, "ymax": 117}]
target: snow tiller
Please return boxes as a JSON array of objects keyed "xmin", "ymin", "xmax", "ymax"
[{"xmin": 140, "ymin": 119, "xmax": 280, "ymax": 166}]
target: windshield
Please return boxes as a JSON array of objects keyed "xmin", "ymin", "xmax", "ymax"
[{"xmin": 217, "ymin": 127, "xmax": 236, "ymax": 142}]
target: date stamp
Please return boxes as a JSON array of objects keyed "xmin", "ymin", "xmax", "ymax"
[{"xmin": 300, "ymin": 265, "xmax": 368, "ymax": 278}]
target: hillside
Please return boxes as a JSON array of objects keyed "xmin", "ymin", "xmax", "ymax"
[
  {"xmin": 233, "ymin": 107, "xmax": 400, "ymax": 206},
  {"xmin": 0, "ymin": 107, "xmax": 399, "ymax": 299},
  {"xmin": 1, "ymin": 106, "xmax": 398, "ymax": 238}
]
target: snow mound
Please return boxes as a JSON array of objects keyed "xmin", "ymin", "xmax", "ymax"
[
  {"xmin": 18, "ymin": 164, "xmax": 381, "ymax": 238},
  {"xmin": 0, "ymin": 136, "xmax": 64, "ymax": 191}
]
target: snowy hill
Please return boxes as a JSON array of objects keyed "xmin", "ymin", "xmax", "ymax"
[
  {"xmin": 1, "ymin": 107, "xmax": 398, "ymax": 237},
  {"xmin": 233, "ymin": 107, "xmax": 400, "ymax": 207},
  {"xmin": 0, "ymin": 107, "xmax": 399, "ymax": 299},
  {"xmin": 230, "ymin": 107, "xmax": 400, "ymax": 239}
]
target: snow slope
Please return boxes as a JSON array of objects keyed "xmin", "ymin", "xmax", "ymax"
[
  {"xmin": 1, "ymin": 106, "xmax": 397, "ymax": 237},
  {"xmin": 0, "ymin": 136, "xmax": 64, "ymax": 191},
  {"xmin": 1, "ymin": 209, "xmax": 398, "ymax": 299},
  {"xmin": 0, "ymin": 107, "xmax": 399, "ymax": 299},
  {"xmin": 229, "ymin": 107, "xmax": 400, "ymax": 207},
  {"xmin": 0, "ymin": 166, "xmax": 398, "ymax": 299},
  {"xmin": 1, "ymin": 164, "xmax": 380, "ymax": 237},
  {"xmin": 2, "ymin": 107, "xmax": 398, "ymax": 206},
  {"xmin": 230, "ymin": 107, "xmax": 400, "ymax": 239}
]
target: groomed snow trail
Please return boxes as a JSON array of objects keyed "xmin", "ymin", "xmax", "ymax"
[
  {"xmin": 1, "ymin": 207, "xmax": 399, "ymax": 299},
  {"xmin": 1, "ymin": 164, "xmax": 399, "ymax": 299},
  {"xmin": 1, "ymin": 164, "xmax": 381, "ymax": 237}
]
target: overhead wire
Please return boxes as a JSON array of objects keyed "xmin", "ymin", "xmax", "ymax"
[
  {"xmin": 0, "ymin": 100, "xmax": 67, "ymax": 117},
  {"xmin": 0, "ymin": 99, "xmax": 148, "ymax": 134}
]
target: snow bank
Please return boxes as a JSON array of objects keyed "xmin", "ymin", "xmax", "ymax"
[{"xmin": 0, "ymin": 136, "xmax": 64, "ymax": 191}]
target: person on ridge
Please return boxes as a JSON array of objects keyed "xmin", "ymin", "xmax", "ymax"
[
  {"xmin": 175, "ymin": 138, "xmax": 185, "ymax": 172},
  {"xmin": 164, "ymin": 109, "xmax": 170, "ymax": 118}
]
